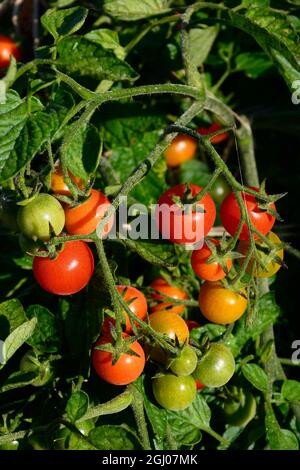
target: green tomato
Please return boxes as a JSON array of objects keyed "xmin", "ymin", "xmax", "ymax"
[
  {"xmin": 17, "ymin": 193, "xmax": 65, "ymax": 241},
  {"xmin": 193, "ymin": 343, "xmax": 235, "ymax": 388},
  {"xmin": 20, "ymin": 350, "xmax": 54, "ymax": 387},
  {"xmin": 210, "ymin": 176, "xmax": 230, "ymax": 205},
  {"xmin": 224, "ymin": 391, "xmax": 257, "ymax": 427},
  {"xmin": 0, "ymin": 440, "xmax": 19, "ymax": 450},
  {"xmin": 152, "ymin": 373, "xmax": 196, "ymax": 411},
  {"xmin": 170, "ymin": 346, "xmax": 198, "ymax": 376}
]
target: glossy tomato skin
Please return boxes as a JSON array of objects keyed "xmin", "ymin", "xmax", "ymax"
[
  {"xmin": 197, "ymin": 123, "xmax": 229, "ymax": 145},
  {"xmin": 64, "ymin": 189, "xmax": 113, "ymax": 237},
  {"xmin": 33, "ymin": 240, "xmax": 94, "ymax": 295},
  {"xmin": 156, "ymin": 184, "xmax": 216, "ymax": 245},
  {"xmin": 150, "ymin": 277, "xmax": 188, "ymax": 315},
  {"xmin": 103, "ymin": 285, "xmax": 148, "ymax": 334},
  {"xmin": 152, "ymin": 374, "xmax": 196, "ymax": 411},
  {"xmin": 193, "ymin": 343, "xmax": 235, "ymax": 388},
  {"xmin": 223, "ymin": 391, "xmax": 256, "ymax": 427},
  {"xmin": 0, "ymin": 35, "xmax": 21, "ymax": 68},
  {"xmin": 92, "ymin": 334, "xmax": 145, "ymax": 385},
  {"xmin": 165, "ymin": 134, "xmax": 197, "ymax": 167},
  {"xmin": 17, "ymin": 194, "xmax": 65, "ymax": 242},
  {"xmin": 191, "ymin": 239, "xmax": 232, "ymax": 281},
  {"xmin": 210, "ymin": 176, "xmax": 230, "ymax": 205},
  {"xmin": 170, "ymin": 346, "xmax": 198, "ymax": 376},
  {"xmin": 220, "ymin": 187, "xmax": 276, "ymax": 240},
  {"xmin": 199, "ymin": 281, "xmax": 247, "ymax": 324},
  {"xmin": 149, "ymin": 311, "xmax": 189, "ymax": 343},
  {"xmin": 51, "ymin": 162, "xmax": 84, "ymax": 196},
  {"xmin": 238, "ymin": 231, "xmax": 283, "ymax": 278}
]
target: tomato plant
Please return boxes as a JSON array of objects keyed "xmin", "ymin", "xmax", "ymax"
[
  {"xmin": 33, "ymin": 240, "xmax": 94, "ymax": 295},
  {"xmin": 0, "ymin": 0, "xmax": 299, "ymax": 454},
  {"xmin": 150, "ymin": 277, "xmax": 188, "ymax": 315},
  {"xmin": 198, "ymin": 281, "xmax": 247, "ymax": 324},
  {"xmin": 156, "ymin": 183, "xmax": 216, "ymax": 244}
]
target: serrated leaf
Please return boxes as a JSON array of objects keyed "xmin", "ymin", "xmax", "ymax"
[
  {"xmin": 63, "ymin": 124, "xmax": 102, "ymax": 182},
  {"xmin": 57, "ymin": 37, "xmax": 138, "ymax": 81},
  {"xmin": 242, "ymin": 363, "xmax": 269, "ymax": 392},
  {"xmin": 104, "ymin": 0, "xmax": 171, "ymax": 21},
  {"xmin": 0, "ymin": 299, "xmax": 27, "ymax": 338},
  {"xmin": 265, "ymin": 404, "xmax": 299, "ymax": 450},
  {"xmin": 282, "ymin": 380, "xmax": 300, "ymax": 403},
  {"xmin": 41, "ymin": 6, "xmax": 88, "ymax": 41},
  {"xmin": 26, "ymin": 305, "xmax": 61, "ymax": 353},
  {"xmin": 84, "ymin": 29, "xmax": 125, "ymax": 60},
  {"xmin": 0, "ymin": 91, "xmax": 70, "ymax": 183},
  {"xmin": 2, "ymin": 318, "xmax": 37, "ymax": 364},
  {"xmin": 189, "ymin": 27, "xmax": 219, "ymax": 68},
  {"xmin": 0, "ymin": 370, "xmax": 37, "ymax": 392},
  {"xmin": 88, "ymin": 425, "xmax": 139, "ymax": 450},
  {"xmin": 66, "ymin": 391, "xmax": 89, "ymax": 422},
  {"xmin": 235, "ymin": 52, "xmax": 273, "ymax": 78},
  {"xmin": 179, "ymin": 160, "xmax": 211, "ymax": 187}
]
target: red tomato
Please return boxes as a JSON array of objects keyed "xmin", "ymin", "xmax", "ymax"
[
  {"xmin": 92, "ymin": 334, "xmax": 145, "ymax": 385},
  {"xmin": 186, "ymin": 320, "xmax": 201, "ymax": 331},
  {"xmin": 197, "ymin": 123, "xmax": 229, "ymax": 145},
  {"xmin": 156, "ymin": 184, "xmax": 216, "ymax": 245},
  {"xmin": 165, "ymin": 134, "xmax": 197, "ymax": 167},
  {"xmin": 102, "ymin": 285, "xmax": 148, "ymax": 334},
  {"xmin": 150, "ymin": 277, "xmax": 188, "ymax": 315},
  {"xmin": 33, "ymin": 241, "xmax": 94, "ymax": 295},
  {"xmin": 195, "ymin": 380, "xmax": 205, "ymax": 390},
  {"xmin": 64, "ymin": 189, "xmax": 113, "ymax": 237},
  {"xmin": 51, "ymin": 162, "xmax": 84, "ymax": 196},
  {"xmin": 220, "ymin": 187, "xmax": 276, "ymax": 240},
  {"xmin": 0, "ymin": 35, "xmax": 21, "ymax": 68},
  {"xmin": 191, "ymin": 239, "xmax": 232, "ymax": 281}
]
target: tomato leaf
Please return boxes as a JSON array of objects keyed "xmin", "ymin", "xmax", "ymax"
[
  {"xmin": 281, "ymin": 380, "xmax": 300, "ymax": 404},
  {"xmin": 2, "ymin": 318, "xmax": 37, "ymax": 365},
  {"xmin": 103, "ymin": 0, "xmax": 171, "ymax": 21},
  {"xmin": 265, "ymin": 404, "xmax": 299, "ymax": 450},
  {"xmin": 84, "ymin": 29, "xmax": 126, "ymax": 60},
  {"xmin": 189, "ymin": 27, "xmax": 219, "ymax": 68},
  {"xmin": 88, "ymin": 425, "xmax": 140, "ymax": 450},
  {"xmin": 0, "ymin": 299, "xmax": 27, "ymax": 339},
  {"xmin": 241, "ymin": 363, "xmax": 269, "ymax": 393},
  {"xmin": 0, "ymin": 370, "xmax": 37, "ymax": 392},
  {"xmin": 26, "ymin": 305, "xmax": 62, "ymax": 353},
  {"xmin": 66, "ymin": 390, "xmax": 89, "ymax": 422},
  {"xmin": 123, "ymin": 239, "xmax": 176, "ymax": 268},
  {"xmin": 41, "ymin": 6, "xmax": 88, "ymax": 42},
  {"xmin": 57, "ymin": 37, "xmax": 138, "ymax": 82},
  {"xmin": 235, "ymin": 52, "xmax": 273, "ymax": 78},
  {"xmin": 179, "ymin": 160, "xmax": 212, "ymax": 187}
]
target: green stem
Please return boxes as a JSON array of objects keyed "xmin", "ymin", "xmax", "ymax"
[
  {"xmin": 128, "ymin": 384, "xmax": 151, "ymax": 450},
  {"xmin": 279, "ymin": 358, "xmax": 300, "ymax": 367},
  {"xmin": 202, "ymin": 426, "xmax": 230, "ymax": 446}
]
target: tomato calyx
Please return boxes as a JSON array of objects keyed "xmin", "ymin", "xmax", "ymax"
[{"xmin": 94, "ymin": 333, "xmax": 144, "ymax": 365}]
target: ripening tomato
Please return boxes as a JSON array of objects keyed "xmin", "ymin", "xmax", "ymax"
[
  {"xmin": 64, "ymin": 189, "xmax": 113, "ymax": 237},
  {"xmin": 149, "ymin": 311, "xmax": 189, "ymax": 343},
  {"xmin": 197, "ymin": 123, "xmax": 229, "ymax": 145},
  {"xmin": 150, "ymin": 277, "xmax": 188, "ymax": 315},
  {"xmin": 0, "ymin": 35, "xmax": 21, "ymax": 68},
  {"xmin": 92, "ymin": 334, "xmax": 145, "ymax": 385},
  {"xmin": 156, "ymin": 184, "xmax": 216, "ymax": 245},
  {"xmin": 33, "ymin": 240, "xmax": 94, "ymax": 295},
  {"xmin": 238, "ymin": 231, "xmax": 283, "ymax": 278},
  {"xmin": 152, "ymin": 374, "xmax": 196, "ymax": 411},
  {"xmin": 170, "ymin": 346, "xmax": 198, "ymax": 376},
  {"xmin": 17, "ymin": 193, "xmax": 65, "ymax": 242},
  {"xmin": 198, "ymin": 281, "xmax": 247, "ymax": 324},
  {"xmin": 220, "ymin": 187, "xmax": 276, "ymax": 240},
  {"xmin": 191, "ymin": 239, "xmax": 232, "ymax": 281},
  {"xmin": 102, "ymin": 285, "xmax": 148, "ymax": 334},
  {"xmin": 165, "ymin": 134, "xmax": 197, "ymax": 167},
  {"xmin": 193, "ymin": 343, "xmax": 235, "ymax": 388},
  {"xmin": 51, "ymin": 162, "xmax": 84, "ymax": 196}
]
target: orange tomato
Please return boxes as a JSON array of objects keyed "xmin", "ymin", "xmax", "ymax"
[
  {"xmin": 149, "ymin": 311, "xmax": 189, "ymax": 343},
  {"xmin": 165, "ymin": 134, "xmax": 197, "ymax": 167},
  {"xmin": 51, "ymin": 163, "xmax": 84, "ymax": 196},
  {"xmin": 191, "ymin": 239, "xmax": 232, "ymax": 281},
  {"xmin": 64, "ymin": 189, "xmax": 113, "ymax": 237},
  {"xmin": 150, "ymin": 277, "xmax": 188, "ymax": 315},
  {"xmin": 198, "ymin": 281, "xmax": 247, "ymax": 324}
]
